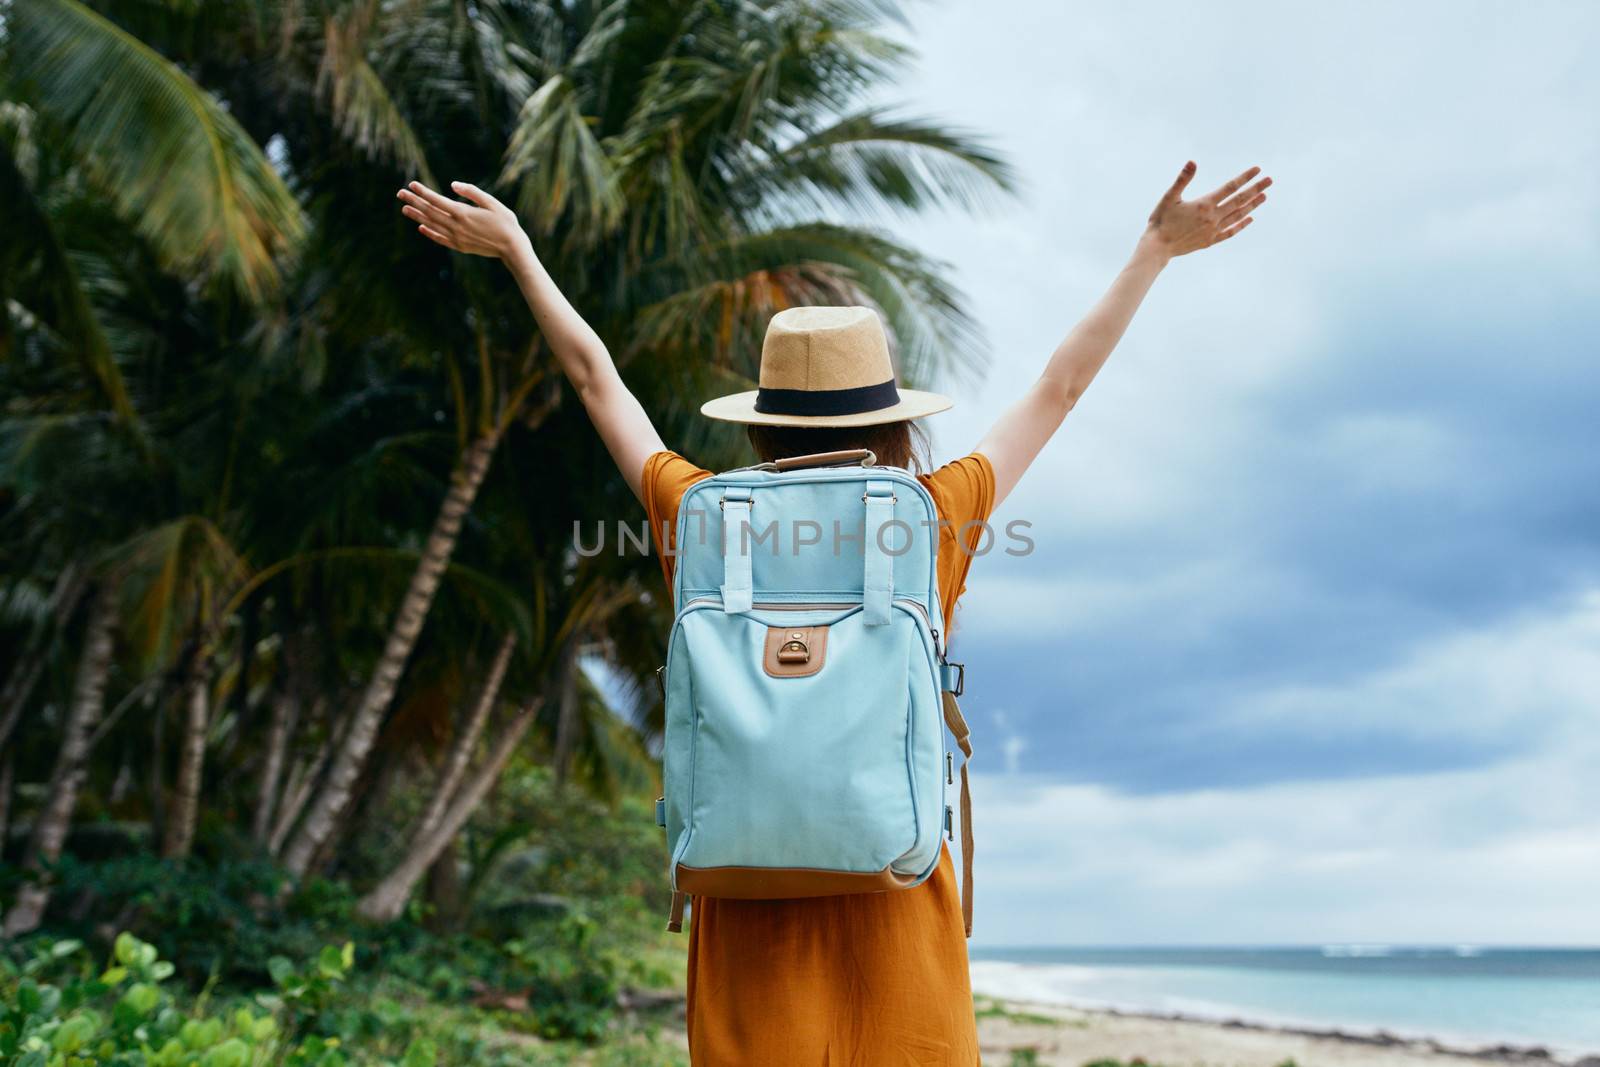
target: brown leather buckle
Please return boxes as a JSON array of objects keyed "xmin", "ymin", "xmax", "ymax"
[{"xmin": 763, "ymin": 625, "xmax": 828, "ymax": 678}]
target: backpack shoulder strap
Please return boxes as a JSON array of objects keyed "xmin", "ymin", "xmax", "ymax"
[{"xmin": 941, "ymin": 690, "xmax": 974, "ymax": 938}]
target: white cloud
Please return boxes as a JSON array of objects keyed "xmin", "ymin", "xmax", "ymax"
[
  {"xmin": 961, "ymin": 589, "xmax": 1600, "ymax": 945},
  {"xmin": 876, "ymin": 0, "xmax": 1600, "ymax": 943},
  {"xmin": 1220, "ymin": 587, "xmax": 1600, "ymax": 743}
]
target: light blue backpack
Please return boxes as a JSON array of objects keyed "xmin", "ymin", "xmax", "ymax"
[{"xmin": 655, "ymin": 449, "xmax": 974, "ymax": 936}]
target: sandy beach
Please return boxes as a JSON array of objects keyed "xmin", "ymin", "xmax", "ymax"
[
  {"xmin": 616, "ymin": 991, "xmax": 1597, "ymax": 1067},
  {"xmin": 974, "ymin": 998, "xmax": 1599, "ymax": 1067}
]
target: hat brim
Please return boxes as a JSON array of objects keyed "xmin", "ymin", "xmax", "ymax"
[{"xmin": 699, "ymin": 388, "xmax": 953, "ymax": 428}]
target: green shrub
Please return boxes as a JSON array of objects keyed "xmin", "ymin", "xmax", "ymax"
[
  {"xmin": 47, "ymin": 854, "xmax": 336, "ymax": 987},
  {"xmin": 0, "ymin": 933, "xmax": 433, "ymax": 1067}
]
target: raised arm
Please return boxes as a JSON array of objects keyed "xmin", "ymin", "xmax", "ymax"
[
  {"xmin": 975, "ymin": 161, "xmax": 1271, "ymax": 507},
  {"xmin": 396, "ymin": 179, "xmax": 665, "ymax": 502}
]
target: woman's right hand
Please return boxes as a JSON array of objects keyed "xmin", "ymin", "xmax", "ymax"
[{"xmin": 396, "ymin": 180, "xmax": 529, "ymax": 260}]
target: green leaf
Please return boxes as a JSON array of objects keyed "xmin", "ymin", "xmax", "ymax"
[
  {"xmin": 48, "ymin": 940, "xmax": 83, "ymax": 959},
  {"xmin": 114, "ymin": 933, "xmax": 141, "ymax": 966},
  {"xmin": 119, "ymin": 982, "xmax": 161, "ymax": 1016},
  {"xmin": 180, "ymin": 1017, "xmax": 223, "ymax": 1050},
  {"xmin": 398, "ymin": 1037, "xmax": 436, "ymax": 1067},
  {"xmin": 315, "ymin": 945, "xmax": 346, "ymax": 980},
  {"xmin": 16, "ymin": 980, "xmax": 41, "ymax": 1014},
  {"xmin": 50, "ymin": 1014, "xmax": 96, "ymax": 1053},
  {"xmin": 266, "ymin": 957, "xmax": 295, "ymax": 987},
  {"xmin": 201, "ymin": 1037, "xmax": 250, "ymax": 1067},
  {"xmin": 149, "ymin": 1037, "xmax": 186, "ymax": 1067}
]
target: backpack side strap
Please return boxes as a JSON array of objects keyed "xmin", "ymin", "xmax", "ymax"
[
  {"xmin": 863, "ymin": 480, "xmax": 897, "ymax": 626},
  {"xmin": 941, "ymin": 690, "xmax": 974, "ymax": 938}
]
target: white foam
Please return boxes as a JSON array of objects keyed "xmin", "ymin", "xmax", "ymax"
[{"xmin": 1320, "ymin": 943, "xmax": 1395, "ymax": 957}]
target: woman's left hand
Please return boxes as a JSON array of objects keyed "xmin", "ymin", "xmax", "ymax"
[{"xmin": 1142, "ymin": 161, "xmax": 1271, "ymax": 259}]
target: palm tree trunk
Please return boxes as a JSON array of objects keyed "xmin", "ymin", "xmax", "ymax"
[
  {"xmin": 424, "ymin": 838, "xmax": 463, "ymax": 932},
  {"xmin": 0, "ymin": 659, "xmax": 43, "ymax": 753},
  {"xmin": 552, "ymin": 637, "xmax": 581, "ymax": 785},
  {"xmin": 416, "ymin": 631, "xmax": 515, "ymax": 839},
  {"xmin": 354, "ymin": 697, "xmax": 541, "ymax": 923},
  {"xmin": 161, "ymin": 654, "xmax": 210, "ymax": 859},
  {"xmin": 0, "ymin": 566, "xmax": 86, "ymax": 752},
  {"xmin": 281, "ymin": 427, "xmax": 500, "ymax": 880},
  {"xmin": 0, "ymin": 750, "xmax": 15, "ymax": 863},
  {"xmin": 269, "ymin": 743, "xmax": 325, "ymax": 857},
  {"xmin": 252, "ymin": 685, "xmax": 299, "ymax": 845},
  {"xmin": 3, "ymin": 577, "xmax": 119, "ymax": 937}
]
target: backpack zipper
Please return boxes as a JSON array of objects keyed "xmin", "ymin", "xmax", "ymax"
[{"xmin": 677, "ymin": 595, "xmax": 943, "ymax": 659}]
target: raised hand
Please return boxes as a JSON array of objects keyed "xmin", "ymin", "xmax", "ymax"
[
  {"xmin": 395, "ymin": 180, "xmax": 528, "ymax": 259},
  {"xmin": 1144, "ymin": 161, "xmax": 1271, "ymax": 258}
]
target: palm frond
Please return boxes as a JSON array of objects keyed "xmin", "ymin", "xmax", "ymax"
[
  {"xmin": 115, "ymin": 514, "xmax": 249, "ymax": 669},
  {"xmin": 630, "ymin": 222, "xmax": 989, "ymax": 391},
  {"xmin": 315, "ymin": 1, "xmax": 436, "ymax": 183},
  {"xmin": 8, "ymin": 0, "xmax": 305, "ymax": 301},
  {"xmin": 739, "ymin": 106, "xmax": 1018, "ymax": 220},
  {"xmin": 0, "ymin": 123, "xmax": 137, "ymax": 423},
  {"xmin": 498, "ymin": 74, "xmax": 622, "ymax": 241}
]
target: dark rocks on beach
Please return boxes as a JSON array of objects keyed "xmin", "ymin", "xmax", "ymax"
[{"xmin": 1472, "ymin": 1044, "xmax": 1554, "ymax": 1063}]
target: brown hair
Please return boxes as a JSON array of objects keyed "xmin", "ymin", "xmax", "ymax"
[{"xmin": 745, "ymin": 421, "xmax": 931, "ymax": 473}]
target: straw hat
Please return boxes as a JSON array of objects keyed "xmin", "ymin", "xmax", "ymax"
[{"xmin": 699, "ymin": 306, "xmax": 953, "ymax": 427}]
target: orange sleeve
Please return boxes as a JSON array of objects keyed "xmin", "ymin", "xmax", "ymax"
[
  {"xmin": 641, "ymin": 450, "xmax": 715, "ymax": 599},
  {"xmin": 918, "ymin": 452, "xmax": 997, "ymax": 631}
]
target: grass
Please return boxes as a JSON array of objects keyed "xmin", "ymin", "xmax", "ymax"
[{"xmin": 974, "ymin": 996, "xmax": 1075, "ymax": 1028}]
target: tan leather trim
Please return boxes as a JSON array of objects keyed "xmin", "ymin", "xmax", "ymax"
[
  {"xmin": 762, "ymin": 624, "xmax": 828, "ymax": 678},
  {"xmin": 770, "ymin": 449, "xmax": 876, "ymax": 471},
  {"xmin": 675, "ymin": 862, "xmax": 919, "ymax": 898}
]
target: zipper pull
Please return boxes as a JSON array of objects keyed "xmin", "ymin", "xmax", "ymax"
[{"xmin": 946, "ymin": 751, "xmax": 954, "ymax": 785}]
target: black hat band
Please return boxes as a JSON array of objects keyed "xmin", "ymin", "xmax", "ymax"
[{"xmin": 753, "ymin": 379, "xmax": 901, "ymax": 417}]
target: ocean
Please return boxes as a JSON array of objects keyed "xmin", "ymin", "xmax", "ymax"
[{"xmin": 967, "ymin": 946, "xmax": 1600, "ymax": 1057}]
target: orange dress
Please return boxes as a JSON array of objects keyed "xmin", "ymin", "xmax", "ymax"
[{"xmin": 642, "ymin": 449, "xmax": 995, "ymax": 1066}]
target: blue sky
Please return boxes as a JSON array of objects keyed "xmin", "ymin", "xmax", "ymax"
[{"xmin": 880, "ymin": 0, "xmax": 1600, "ymax": 945}]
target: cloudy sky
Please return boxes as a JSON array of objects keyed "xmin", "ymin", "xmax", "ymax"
[{"xmin": 879, "ymin": 0, "xmax": 1600, "ymax": 945}]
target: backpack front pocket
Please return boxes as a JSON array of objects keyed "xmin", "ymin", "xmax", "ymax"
[{"xmin": 663, "ymin": 601, "xmax": 938, "ymax": 894}]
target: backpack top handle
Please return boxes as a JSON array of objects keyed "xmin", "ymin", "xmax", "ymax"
[{"xmin": 765, "ymin": 449, "xmax": 878, "ymax": 472}]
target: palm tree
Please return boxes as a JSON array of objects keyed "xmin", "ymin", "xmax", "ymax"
[
  {"xmin": 2, "ymin": 0, "xmax": 304, "ymax": 409},
  {"xmin": 278, "ymin": 0, "xmax": 1012, "ymax": 882},
  {"xmin": 1, "ymin": 0, "xmax": 312, "ymax": 925},
  {"xmin": 0, "ymin": 0, "xmax": 1012, "ymax": 938}
]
